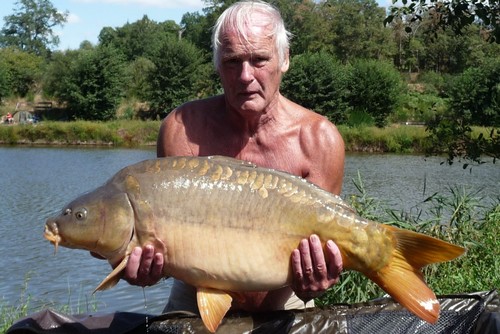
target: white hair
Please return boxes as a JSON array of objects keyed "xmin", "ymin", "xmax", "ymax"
[{"xmin": 212, "ymin": 0, "xmax": 291, "ymax": 70}]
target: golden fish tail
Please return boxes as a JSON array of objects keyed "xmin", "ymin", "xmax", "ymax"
[{"xmin": 366, "ymin": 225, "xmax": 465, "ymax": 324}]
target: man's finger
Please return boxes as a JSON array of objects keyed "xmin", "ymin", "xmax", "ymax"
[
  {"xmin": 326, "ymin": 240, "xmax": 343, "ymax": 282},
  {"xmin": 309, "ymin": 234, "xmax": 327, "ymax": 281},
  {"xmin": 124, "ymin": 247, "xmax": 142, "ymax": 280}
]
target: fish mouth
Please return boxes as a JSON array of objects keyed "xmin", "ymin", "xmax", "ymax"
[{"xmin": 44, "ymin": 222, "xmax": 61, "ymax": 254}]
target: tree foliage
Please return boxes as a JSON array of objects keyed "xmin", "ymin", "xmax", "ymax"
[
  {"xmin": 98, "ymin": 16, "xmax": 180, "ymax": 62},
  {"xmin": 282, "ymin": 52, "xmax": 351, "ymax": 123},
  {"xmin": 349, "ymin": 59, "xmax": 404, "ymax": 127},
  {"xmin": 0, "ymin": 0, "xmax": 68, "ymax": 56},
  {"xmin": 47, "ymin": 46, "xmax": 126, "ymax": 120},
  {"xmin": 0, "ymin": 47, "xmax": 43, "ymax": 97},
  {"xmin": 145, "ymin": 37, "xmax": 214, "ymax": 119},
  {"xmin": 1, "ymin": 0, "xmax": 498, "ymax": 164},
  {"xmin": 0, "ymin": 58, "xmax": 11, "ymax": 101},
  {"xmin": 426, "ymin": 59, "xmax": 500, "ymax": 164},
  {"xmin": 385, "ymin": 0, "xmax": 500, "ymax": 43}
]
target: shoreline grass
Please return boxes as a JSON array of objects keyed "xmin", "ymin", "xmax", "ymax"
[
  {"xmin": 0, "ymin": 120, "xmax": 428, "ymax": 153},
  {"xmin": 317, "ymin": 176, "xmax": 499, "ymax": 306},
  {"xmin": 0, "ymin": 120, "xmax": 161, "ymax": 147},
  {"xmin": 1, "ymin": 120, "xmax": 492, "ymax": 156}
]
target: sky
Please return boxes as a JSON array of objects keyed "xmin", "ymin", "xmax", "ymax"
[{"xmin": 0, "ymin": 0, "xmax": 394, "ymax": 51}]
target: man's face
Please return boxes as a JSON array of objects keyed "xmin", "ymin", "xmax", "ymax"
[{"xmin": 218, "ymin": 18, "xmax": 289, "ymax": 115}]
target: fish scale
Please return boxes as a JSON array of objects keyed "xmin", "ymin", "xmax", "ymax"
[{"xmin": 44, "ymin": 155, "xmax": 465, "ymax": 333}]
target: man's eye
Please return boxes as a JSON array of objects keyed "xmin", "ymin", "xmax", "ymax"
[
  {"xmin": 224, "ymin": 58, "xmax": 239, "ymax": 65},
  {"xmin": 253, "ymin": 57, "xmax": 268, "ymax": 66}
]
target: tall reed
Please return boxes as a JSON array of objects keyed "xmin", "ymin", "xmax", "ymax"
[{"xmin": 317, "ymin": 174, "xmax": 499, "ymax": 305}]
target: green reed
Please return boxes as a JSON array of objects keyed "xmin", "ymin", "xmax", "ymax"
[
  {"xmin": 317, "ymin": 173, "xmax": 499, "ymax": 305},
  {"xmin": 0, "ymin": 273, "xmax": 99, "ymax": 333}
]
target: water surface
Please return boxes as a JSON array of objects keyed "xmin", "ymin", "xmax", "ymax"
[{"xmin": 0, "ymin": 147, "xmax": 498, "ymax": 315}]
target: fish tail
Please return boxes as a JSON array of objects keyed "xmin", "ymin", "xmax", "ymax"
[{"xmin": 367, "ymin": 226, "xmax": 465, "ymax": 324}]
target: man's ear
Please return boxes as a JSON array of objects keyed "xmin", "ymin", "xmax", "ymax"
[{"xmin": 281, "ymin": 49, "xmax": 290, "ymax": 73}]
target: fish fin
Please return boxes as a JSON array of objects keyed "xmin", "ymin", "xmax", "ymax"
[
  {"xmin": 368, "ymin": 227, "xmax": 465, "ymax": 324},
  {"xmin": 388, "ymin": 225, "xmax": 465, "ymax": 267},
  {"xmin": 93, "ymin": 256, "xmax": 129, "ymax": 293},
  {"xmin": 196, "ymin": 287, "xmax": 233, "ymax": 333}
]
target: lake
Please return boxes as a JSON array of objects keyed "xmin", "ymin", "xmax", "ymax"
[{"xmin": 0, "ymin": 147, "xmax": 498, "ymax": 315}]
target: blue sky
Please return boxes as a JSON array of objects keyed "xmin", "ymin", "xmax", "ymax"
[{"xmin": 0, "ymin": 0, "xmax": 394, "ymax": 51}]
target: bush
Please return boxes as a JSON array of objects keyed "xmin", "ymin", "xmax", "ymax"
[
  {"xmin": 348, "ymin": 59, "xmax": 404, "ymax": 127},
  {"xmin": 52, "ymin": 46, "xmax": 126, "ymax": 121},
  {"xmin": 0, "ymin": 47, "xmax": 43, "ymax": 97},
  {"xmin": 0, "ymin": 59, "xmax": 11, "ymax": 101},
  {"xmin": 146, "ymin": 37, "xmax": 210, "ymax": 119},
  {"xmin": 391, "ymin": 91, "xmax": 448, "ymax": 124},
  {"xmin": 281, "ymin": 52, "xmax": 352, "ymax": 124},
  {"xmin": 446, "ymin": 59, "xmax": 500, "ymax": 127}
]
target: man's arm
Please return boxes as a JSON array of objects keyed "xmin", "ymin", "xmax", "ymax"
[{"xmin": 289, "ymin": 115, "xmax": 345, "ymax": 300}]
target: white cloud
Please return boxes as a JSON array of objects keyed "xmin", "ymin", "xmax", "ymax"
[{"xmin": 66, "ymin": 13, "xmax": 81, "ymax": 24}]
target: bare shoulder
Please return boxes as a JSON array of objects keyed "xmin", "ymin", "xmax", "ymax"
[
  {"xmin": 164, "ymin": 95, "xmax": 225, "ymax": 126},
  {"xmin": 284, "ymin": 98, "xmax": 345, "ymax": 194},
  {"xmin": 157, "ymin": 96, "xmax": 225, "ymax": 157},
  {"xmin": 284, "ymin": 98, "xmax": 343, "ymax": 150}
]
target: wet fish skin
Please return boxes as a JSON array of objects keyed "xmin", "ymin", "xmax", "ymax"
[{"xmin": 44, "ymin": 156, "xmax": 465, "ymax": 332}]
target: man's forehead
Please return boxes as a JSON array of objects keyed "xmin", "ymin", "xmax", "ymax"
[{"xmin": 221, "ymin": 25, "xmax": 275, "ymax": 54}]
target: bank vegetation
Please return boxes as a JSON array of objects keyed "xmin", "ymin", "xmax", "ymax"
[{"xmin": 0, "ymin": 0, "xmax": 499, "ymax": 164}]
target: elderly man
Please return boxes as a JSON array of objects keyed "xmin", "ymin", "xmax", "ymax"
[{"xmin": 125, "ymin": 0, "xmax": 345, "ymax": 313}]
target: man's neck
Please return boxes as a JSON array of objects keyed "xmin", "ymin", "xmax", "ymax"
[{"xmin": 224, "ymin": 93, "xmax": 283, "ymax": 137}]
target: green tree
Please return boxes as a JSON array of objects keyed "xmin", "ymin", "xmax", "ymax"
[
  {"xmin": 0, "ymin": 58, "xmax": 11, "ymax": 101},
  {"xmin": 447, "ymin": 61, "xmax": 500, "ymax": 127},
  {"xmin": 124, "ymin": 56, "xmax": 155, "ymax": 100},
  {"xmin": 52, "ymin": 46, "xmax": 126, "ymax": 120},
  {"xmin": 324, "ymin": 0, "xmax": 395, "ymax": 63},
  {"xmin": 0, "ymin": 0, "xmax": 68, "ymax": 56},
  {"xmin": 180, "ymin": 11, "xmax": 213, "ymax": 55},
  {"xmin": 98, "ymin": 16, "xmax": 179, "ymax": 61},
  {"xmin": 385, "ymin": 0, "xmax": 500, "ymax": 43},
  {"xmin": 145, "ymin": 37, "xmax": 211, "ymax": 119},
  {"xmin": 426, "ymin": 60, "xmax": 500, "ymax": 164},
  {"xmin": 281, "ymin": 52, "xmax": 352, "ymax": 124},
  {"xmin": 0, "ymin": 47, "xmax": 43, "ymax": 97},
  {"xmin": 349, "ymin": 59, "xmax": 404, "ymax": 127},
  {"xmin": 42, "ymin": 49, "xmax": 79, "ymax": 101}
]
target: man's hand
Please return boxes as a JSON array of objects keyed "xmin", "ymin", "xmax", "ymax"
[
  {"xmin": 291, "ymin": 234, "xmax": 343, "ymax": 302},
  {"xmin": 123, "ymin": 245, "xmax": 164, "ymax": 286}
]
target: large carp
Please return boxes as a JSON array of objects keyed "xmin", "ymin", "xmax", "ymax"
[{"xmin": 44, "ymin": 156, "xmax": 465, "ymax": 332}]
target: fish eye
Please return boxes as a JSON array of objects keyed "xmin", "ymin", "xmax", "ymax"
[{"xmin": 75, "ymin": 209, "xmax": 87, "ymax": 221}]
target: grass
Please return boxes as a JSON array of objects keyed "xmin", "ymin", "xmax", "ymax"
[
  {"xmin": 317, "ymin": 174, "xmax": 499, "ymax": 306},
  {"xmin": 0, "ymin": 274, "xmax": 99, "ymax": 333},
  {"xmin": 1, "ymin": 120, "xmax": 493, "ymax": 157},
  {"xmin": 0, "ymin": 120, "xmax": 161, "ymax": 147}
]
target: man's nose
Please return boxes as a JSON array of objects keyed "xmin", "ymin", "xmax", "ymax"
[{"xmin": 239, "ymin": 61, "xmax": 254, "ymax": 83}]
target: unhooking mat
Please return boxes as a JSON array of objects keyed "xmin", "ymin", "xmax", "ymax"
[{"xmin": 7, "ymin": 290, "xmax": 500, "ymax": 334}]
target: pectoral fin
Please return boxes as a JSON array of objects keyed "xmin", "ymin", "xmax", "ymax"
[
  {"xmin": 93, "ymin": 256, "xmax": 129, "ymax": 293},
  {"xmin": 196, "ymin": 287, "xmax": 232, "ymax": 333}
]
